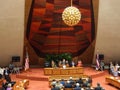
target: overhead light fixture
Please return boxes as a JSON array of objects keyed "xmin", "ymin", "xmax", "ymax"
[{"xmin": 62, "ymin": 0, "xmax": 81, "ymax": 26}]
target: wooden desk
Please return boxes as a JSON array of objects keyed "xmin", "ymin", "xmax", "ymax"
[
  {"xmin": 44, "ymin": 67, "xmax": 84, "ymax": 75},
  {"xmin": 13, "ymin": 79, "xmax": 29, "ymax": 90},
  {"xmin": 106, "ymin": 76, "xmax": 120, "ymax": 89}
]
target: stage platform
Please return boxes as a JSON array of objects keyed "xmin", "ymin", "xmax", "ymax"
[{"xmin": 16, "ymin": 67, "xmax": 106, "ymax": 81}]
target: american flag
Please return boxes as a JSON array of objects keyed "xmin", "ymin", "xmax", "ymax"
[
  {"xmin": 24, "ymin": 51, "xmax": 29, "ymax": 71},
  {"xmin": 96, "ymin": 53, "xmax": 100, "ymax": 69}
]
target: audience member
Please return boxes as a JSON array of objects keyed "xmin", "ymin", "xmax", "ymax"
[
  {"xmin": 13, "ymin": 66, "xmax": 20, "ymax": 74},
  {"xmin": 115, "ymin": 63, "xmax": 119, "ymax": 71},
  {"xmin": 65, "ymin": 80, "xmax": 73, "ymax": 88},
  {"xmin": 55, "ymin": 81, "xmax": 64, "ymax": 89},
  {"xmin": 69, "ymin": 77, "xmax": 75, "ymax": 85},
  {"xmin": 8, "ymin": 62, "xmax": 15, "ymax": 73},
  {"xmin": 60, "ymin": 79, "xmax": 65, "ymax": 86},
  {"xmin": 3, "ymin": 67, "xmax": 11, "ymax": 83},
  {"xmin": 87, "ymin": 77, "xmax": 92, "ymax": 86},
  {"xmin": 0, "ymin": 67, "xmax": 4, "ymax": 75},
  {"xmin": 112, "ymin": 70, "xmax": 118, "ymax": 77},
  {"xmin": 94, "ymin": 83, "xmax": 104, "ymax": 90},
  {"xmin": 6, "ymin": 83, "xmax": 12, "ymax": 90},
  {"xmin": 118, "ymin": 68, "xmax": 120, "ymax": 76},
  {"xmin": 73, "ymin": 83, "xmax": 81, "ymax": 90},
  {"xmin": 51, "ymin": 79, "xmax": 57, "ymax": 86},
  {"xmin": 51, "ymin": 85, "xmax": 60, "ymax": 90},
  {"xmin": 82, "ymin": 80, "xmax": 88, "ymax": 87},
  {"xmin": 76, "ymin": 78, "xmax": 83, "ymax": 87}
]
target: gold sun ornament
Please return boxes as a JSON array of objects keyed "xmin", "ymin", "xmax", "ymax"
[{"xmin": 62, "ymin": 0, "xmax": 81, "ymax": 26}]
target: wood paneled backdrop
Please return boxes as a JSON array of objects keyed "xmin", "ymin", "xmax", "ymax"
[{"xmin": 25, "ymin": 0, "xmax": 97, "ymax": 66}]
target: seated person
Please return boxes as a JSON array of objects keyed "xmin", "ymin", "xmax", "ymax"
[
  {"xmin": 65, "ymin": 60, "xmax": 69, "ymax": 67},
  {"xmin": 113, "ymin": 70, "xmax": 118, "ymax": 77},
  {"xmin": 73, "ymin": 83, "xmax": 81, "ymax": 90},
  {"xmin": 8, "ymin": 62, "xmax": 15, "ymax": 73},
  {"xmin": 51, "ymin": 79, "xmax": 57, "ymax": 86},
  {"xmin": 60, "ymin": 79, "xmax": 65, "ymax": 86},
  {"xmin": 51, "ymin": 60, "xmax": 56, "ymax": 68},
  {"xmin": 55, "ymin": 81, "xmax": 64, "ymax": 89},
  {"xmin": 65, "ymin": 80, "xmax": 73, "ymax": 88},
  {"xmin": 76, "ymin": 78, "xmax": 83, "ymax": 86},
  {"xmin": 86, "ymin": 77, "xmax": 92, "ymax": 86},
  {"xmin": 59, "ymin": 59, "xmax": 69, "ymax": 68},
  {"xmin": 13, "ymin": 66, "xmax": 20, "ymax": 74},
  {"xmin": 69, "ymin": 77, "xmax": 75, "ymax": 85},
  {"xmin": 69, "ymin": 61, "xmax": 76, "ymax": 67},
  {"xmin": 82, "ymin": 80, "xmax": 88, "ymax": 87},
  {"xmin": 118, "ymin": 68, "xmax": 120, "ymax": 76},
  {"xmin": 62, "ymin": 59, "xmax": 66, "ymax": 65},
  {"xmin": 51, "ymin": 85, "xmax": 60, "ymax": 90},
  {"xmin": 58, "ymin": 61, "xmax": 62, "ymax": 67},
  {"xmin": 77, "ymin": 60, "xmax": 82, "ymax": 67},
  {"xmin": 115, "ymin": 63, "xmax": 120, "ymax": 71},
  {"xmin": 94, "ymin": 83, "xmax": 104, "ymax": 90},
  {"xmin": 6, "ymin": 83, "xmax": 12, "ymax": 90}
]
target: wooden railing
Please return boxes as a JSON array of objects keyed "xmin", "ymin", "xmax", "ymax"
[{"xmin": 106, "ymin": 76, "xmax": 120, "ymax": 89}]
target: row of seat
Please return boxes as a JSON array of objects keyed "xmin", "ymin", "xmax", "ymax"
[{"xmin": 49, "ymin": 74, "xmax": 89, "ymax": 82}]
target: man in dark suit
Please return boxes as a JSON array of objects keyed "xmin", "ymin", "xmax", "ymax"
[
  {"xmin": 76, "ymin": 78, "xmax": 83, "ymax": 86},
  {"xmin": 69, "ymin": 77, "xmax": 75, "ymax": 85},
  {"xmin": 65, "ymin": 80, "xmax": 73, "ymax": 88},
  {"xmin": 94, "ymin": 83, "xmax": 103, "ymax": 90},
  {"xmin": 3, "ymin": 67, "xmax": 11, "ymax": 83},
  {"xmin": 51, "ymin": 85, "xmax": 60, "ymax": 90}
]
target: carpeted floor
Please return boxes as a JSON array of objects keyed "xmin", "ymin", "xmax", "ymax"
[{"xmin": 11, "ymin": 67, "xmax": 119, "ymax": 90}]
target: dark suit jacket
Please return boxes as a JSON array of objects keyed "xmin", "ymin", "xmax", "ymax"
[
  {"xmin": 51, "ymin": 87, "xmax": 60, "ymax": 90},
  {"xmin": 65, "ymin": 83, "xmax": 72, "ymax": 88},
  {"xmin": 76, "ymin": 79, "xmax": 83, "ymax": 84},
  {"xmin": 95, "ymin": 86, "xmax": 102, "ymax": 90}
]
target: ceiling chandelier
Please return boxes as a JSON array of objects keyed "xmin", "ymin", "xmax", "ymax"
[{"xmin": 62, "ymin": 0, "xmax": 81, "ymax": 26}]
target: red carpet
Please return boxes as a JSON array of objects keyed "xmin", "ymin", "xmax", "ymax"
[
  {"xmin": 16, "ymin": 67, "xmax": 105, "ymax": 81},
  {"xmin": 11, "ymin": 67, "xmax": 119, "ymax": 90}
]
